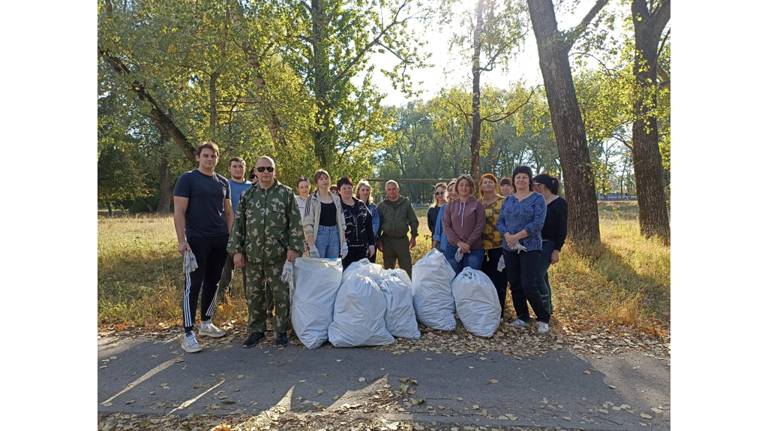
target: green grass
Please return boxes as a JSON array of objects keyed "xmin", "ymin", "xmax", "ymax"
[{"xmin": 98, "ymin": 202, "xmax": 669, "ymax": 336}]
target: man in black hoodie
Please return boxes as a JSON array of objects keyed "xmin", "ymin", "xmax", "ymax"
[{"xmin": 376, "ymin": 180, "xmax": 419, "ymax": 277}]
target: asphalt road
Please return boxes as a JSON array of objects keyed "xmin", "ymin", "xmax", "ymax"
[{"xmin": 98, "ymin": 333, "xmax": 669, "ymax": 430}]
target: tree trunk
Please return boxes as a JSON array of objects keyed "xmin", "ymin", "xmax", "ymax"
[
  {"xmin": 631, "ymin": 0, "xmax": 670, "ymax": 244},
  {"xmin": 157, "ymin": 153, "xmax": 172, "ymax": 214},
  {"xmin": 209, "ymin": 71, "xmax": 219, "ymax": 141},
  {"xmin": 311, "ymin": 0, "xmax": 336, "ymax": 169},
  {"xmin": 527, "ymin": 0, "xmax": 601, "ymax": 247},
  {"xmin": 470, "ymin": 0, "xmax": 485, "ymax": 179}
]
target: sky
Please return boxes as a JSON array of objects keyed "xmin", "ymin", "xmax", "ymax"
[{"xmin": 368, "ymin": 0, "xmax": 606, "ymax": 107}]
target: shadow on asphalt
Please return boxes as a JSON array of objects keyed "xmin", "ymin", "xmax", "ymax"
[{"xmin": 98, "ymin": 334, "xmax": 669, "ymax": 430}]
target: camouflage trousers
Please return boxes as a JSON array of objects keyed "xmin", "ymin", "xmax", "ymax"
[{"xmin": 245, "ymin": 261, "xmax": 289, "ymax": 334}]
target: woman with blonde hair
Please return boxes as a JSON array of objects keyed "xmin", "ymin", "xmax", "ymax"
[
  {"xmin": 356, "ymin": 179, "xmax": 380, "ymax": 263},
  {"xmin": 432, "ymin": 179, "xmax": 456, "ymax": 254},
  {"xmin": 427, "ymin": 182, "xmax": 447, "ymax": 239},
  {"xmin": 442, "ymin": 174, "xmax": 486, "ymax": 274},
  {"xmin": 478, "ymin": 173, "xmax": 508, "ymax": 316}
]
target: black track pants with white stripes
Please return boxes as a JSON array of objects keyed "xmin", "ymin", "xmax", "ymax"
[{"xmin": 183, "ymin": 235, "xmax": 228, "ymax": 333}]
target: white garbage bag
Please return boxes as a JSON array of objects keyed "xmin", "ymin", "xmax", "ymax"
[
  {"xmin": 328, "ymin": 275, "xmax": 394, "ymax": 347},
  {"xmin": 380, "ymin": 268, "xmax": 411, "ymax": 285},
  {"xmin": 341, "ymin": 258, "xmax": 383, "ymax": 285},
  {"xmin": 291, "ymin": 257, "xmax": 343, "ymax": 349},
  {"xmin": 378, "ymin": 274, "xmax": 420, "ymax": 339},
  {"xmin": 412, "ymin": 249, "xmax": 456, "ymax": 331},
  {"xmin": 451, "ymin": 268, "xmax": 501, "ymax": 337}
]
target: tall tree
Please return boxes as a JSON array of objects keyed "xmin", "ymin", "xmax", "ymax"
[
  {"xmin": 441, "ymin": 0, "xmax": 527, "ymax": 178},
  {"xmin": 290, "ymin": 0, "xmax": 429, "ymax": 171},
  {"xmin": 630, "ymin": 0, "xmax": 670, "ymax": 243},
  {"xmin": 526, "ymin": 0, "xmax": 608, "ymax": 248}
]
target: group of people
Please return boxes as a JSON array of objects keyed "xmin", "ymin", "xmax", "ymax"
[
  {"xmin": 427, "ymin": 169, "xmax": 567, "ymax": 335},
  {"xmin": 172, "ymin": 141, "xmax": 567, "ymax": 353}
]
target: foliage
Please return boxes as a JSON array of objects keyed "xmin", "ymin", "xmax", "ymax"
[{"xmin": 97, "ymin": 0, "xmax": 669, "ymax": 212}]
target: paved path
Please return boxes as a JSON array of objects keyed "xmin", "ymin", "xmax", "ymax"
[{"xmin": 98, "ymin": 334, "xmax": 669, "ymax": 430}]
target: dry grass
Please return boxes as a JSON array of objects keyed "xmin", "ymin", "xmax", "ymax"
[{"xmin": 98, "ymin": 201, "xmax": 669, "ymax": 336}]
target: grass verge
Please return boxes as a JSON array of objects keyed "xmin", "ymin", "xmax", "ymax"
[{"xmin": 98, "ymin": 202, "xmax": 668, "ymax": 337}]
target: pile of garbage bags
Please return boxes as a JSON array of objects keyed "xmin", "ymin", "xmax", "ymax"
[{"xmin": 290, "ymin": 250, "xmax": 503, "ymax": 349}]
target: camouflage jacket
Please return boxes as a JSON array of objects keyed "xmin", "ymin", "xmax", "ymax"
[{"xmin": 227, "ymin": 180, "xmax": 304, "ymax": 264}]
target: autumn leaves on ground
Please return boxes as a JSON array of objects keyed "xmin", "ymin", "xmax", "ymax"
[{"xmin": 98, "ymin": 201, "xmax": 669, "ymax": 343}]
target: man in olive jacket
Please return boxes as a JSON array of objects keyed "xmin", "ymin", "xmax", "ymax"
[
  {"xmin": 227, "ymin": 156, "xmax": 304, "ymax": 347},
  {"xmin": 376, "ymin": 180, "xmax": 419, "ymax": 277}
]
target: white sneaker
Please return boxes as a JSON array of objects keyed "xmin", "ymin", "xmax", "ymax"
[
  {"xmin": 536, "ymin": 322, "xmax": 550, "ymax": 334},
  {"xmin": 509, "ymin": 319, "xmax": 529, "ymax": 328},
  {"xmin": 199, "ymin": 321, "xmax": 226, "ymax": 338},
  {"xmin": 181, "ymin": 332, "xmax": 202, "ymax": 353}
]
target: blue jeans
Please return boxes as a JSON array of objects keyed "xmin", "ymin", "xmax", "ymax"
[
  {"xmin": 315, "ymin": 225, "xmax": 340, "ymax": 258},
  {"xmin": 445, "ymin": 244, "xmax": 484, "ymax": 275},
  {"xmin": 539, "ymin": 240, "xmax": 555, "ymax": 314}
]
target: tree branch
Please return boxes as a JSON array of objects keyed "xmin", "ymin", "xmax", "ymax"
[
  {"xmin": 651, "ymin": 0, "xmax": 671, "ymax": 42},
  {"xmin": 480, "ymin": 87, "xmax": 536, "ymax": 123},
  {"xmin": 335, "ymin": 0, "xmax": 410, "ymax": 83},
  {"xmin": 656, "ymin": 27, "xmax": 670, "ymax": 61},
  {"xmin": 562, "ymin": 0, "xmax": 609, "ymax": 52},
  {"xmin": 99, "ymin": 48, "xmax": 196, "ymax": 163}
]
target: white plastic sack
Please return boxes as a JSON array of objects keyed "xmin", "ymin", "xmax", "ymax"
[
  {"xmin": 291, "ymin": 257, "xmax": 343, "ymax": 349},
  {"xmin": 451, "ymin": 268, "xmax": 501, "ymax": 337},
  {"xmin": 379, "ymin": 268, "xmax": 411, "ymax": 285},
  {"xmin": 412, "ymin": 249, "xmax": 457, "ymax": 331},
  {"xmin": 341, "ymin": 258, "xmax": 383, "ymax": 285},
  {"xmin": 378, "ymin": 274, "xmax": 420, "ymax": 339},
  {"xmin": 328, "ymin": 275, "xmax": 394, "ymax": 347}
]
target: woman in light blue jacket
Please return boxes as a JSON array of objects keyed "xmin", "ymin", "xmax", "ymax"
[{"xmin": 496, "ymin": 166, "xmax": 550, "ymax": 334}]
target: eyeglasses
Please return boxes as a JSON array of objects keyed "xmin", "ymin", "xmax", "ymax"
[
  {"xmin": 434, "ymin": 191, "xmax": 444, "ymax": 196},
  {"xmin": 256, "ymin": 166, "xmax": 274, "ymax": 173}
]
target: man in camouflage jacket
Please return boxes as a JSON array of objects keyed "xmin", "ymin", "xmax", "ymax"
[{"xmin": 227, "ymin": 156, "xmax": 304, "ymax": 347}]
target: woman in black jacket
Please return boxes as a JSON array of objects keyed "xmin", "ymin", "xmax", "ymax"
[
  {"xmin": 532, "ymin": 174, "xmax": 568, "ymax": 314},
  {"xmin": 338, "ymin": 176, "xmax": 376, "ymax": 269}
]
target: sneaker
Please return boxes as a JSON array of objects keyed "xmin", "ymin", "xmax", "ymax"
[
  {"xmin": 536, "ymin": 322, "xmax": 550, "ymax": 334},
  {"xmin": 243, "ymin": 332, "xmax": 264, "ymax": 348},
  {"xmin": 181, "ymin": 332, "xmax": 202, "ymax": 353},
  {"xmin": 275, "ymin": 332, "xmax": 288, "ymax": 346},
  {"xmin": 509, "ymin": 318, "xmax": 529, "ymax": 328},
  {"xmin": 199, "ymin": 321, "xmax": 227, "ymax": 338}
]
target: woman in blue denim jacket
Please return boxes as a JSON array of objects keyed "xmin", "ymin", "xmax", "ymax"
[{"xmin": 496, "ymin": 166, "xmax": 551, "ymax": 334}]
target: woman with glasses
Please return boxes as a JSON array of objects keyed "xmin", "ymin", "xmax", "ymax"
[
  {"xmin": 432, "ymin": 180, "xmax": 456, "ymax": 255},
  {"xmin": 532, "ymin": 173, "xmax": 567, "ymax": 315},
  {"xmin": 427, "ymin": 183, "xmax": 447, "ymax": 240},
  {"xmin": 496, "ymin": 166, "xmax": 550, "ymax": 334},
  {"xmin": 303, "ymin": 169, "xmax": 347, "ymax": 259},
  {"xmin": 355, "ymin": 179, "xmax": 380, "ymax": 263}
]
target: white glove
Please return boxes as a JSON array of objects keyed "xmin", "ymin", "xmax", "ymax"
[
  {"xmin": 368, "ymin": 245, "xmax": 376, "ymax": 257},
  {"xmin": 341, "ymin": 243, "xmax": 349, "ymax": 259},
  {"xmin": 309, "ymin": 245, "xmax": 320, "ymax": 258},
  {"xmin": 497, "ymin": 256, "xmax": 506, "ymax": 272},
  {"xmin": 454, "ymin": 248, "xmax": 464, "ymax": 263},
  {"xmin": 280, "ymin": 260, "xmax": 293, "ymax": 283},
  {"xmin": 511, "ymin": 243, "xmax": 528, "ymax": 254}
]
